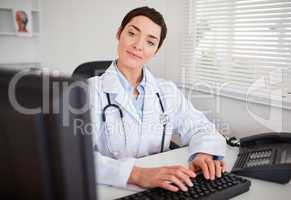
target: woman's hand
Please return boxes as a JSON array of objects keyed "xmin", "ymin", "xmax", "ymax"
[
  {"xmin": 128, "ymin": 165, "xmax": 196, "ymax": 192},
  {"xmin": 189, "ymin": 153, "xmax": 226, "ymax": 180}
]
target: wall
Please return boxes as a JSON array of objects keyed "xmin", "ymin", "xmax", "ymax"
[
  {"xmin": 184, "ymin": 89, "xmax": 291, "ymax": 138},
  {"xmin": 40, "ymin": 0, "xmax": 171, "ymax": 76},
  {"xmin": 163, "ymin": 0, "xmax": 186, "ymax": 82},
  {"xmin": 0, "ymin": 0, "xmax": 40, "ymax": 64},
  {"xmin": 0, "ymin": 0, "xmax": 184, "ymax": 77}
]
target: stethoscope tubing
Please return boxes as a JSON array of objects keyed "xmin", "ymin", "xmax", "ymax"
[
  {"xmin": 102, "ymin": 92, "xmax": 167, "ymax": 154},
  {"xmin": 156, "ymin": 93, "xmax": 166, "ymax": 152}
]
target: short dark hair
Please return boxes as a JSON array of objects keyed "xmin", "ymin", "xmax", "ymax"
[{"xmin": 119, "ymin": 6, "xmax": 167, "ymax": 50}]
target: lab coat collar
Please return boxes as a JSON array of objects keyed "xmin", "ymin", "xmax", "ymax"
[
  {"xmin": 102, "ymin": 61, "xmax": 160, "ymax": 95},
  {"xmin": 101, "ymin": 62, "xmax": 160, "ymax": 124},
  {"xmin": 101, "ymin": 61, "xmax": 123, "ymax": 94}
]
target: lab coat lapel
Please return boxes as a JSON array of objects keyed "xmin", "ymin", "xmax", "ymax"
[
  {"xmin": 142, "ymin": 67, "xmax": 161, "ymax": 135},
  {"xmin": 102, "ymin": 63, "xmax": 141, "ymax": 124}
]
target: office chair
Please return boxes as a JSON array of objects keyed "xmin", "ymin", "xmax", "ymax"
[
  {"xmin": 72, "ymin": 60, "xmax": 112, "ymax": 78},
  {"xmin": 72, "ymin": 60, "xmax": 180, "ymax": 150}
]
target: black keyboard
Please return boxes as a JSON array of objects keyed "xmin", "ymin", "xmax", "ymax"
[{"xmin": 116, "ymin": 172, "xmax": 251, "ymax": 200}]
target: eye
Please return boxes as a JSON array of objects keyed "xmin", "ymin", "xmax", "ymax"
[
  {"xmin": 147, "ymin": 41, "xmax": 155, "ymax": 47},
  {"xmin": 128, "ymin": 31, "xmax": 135, "ymax": 37}
]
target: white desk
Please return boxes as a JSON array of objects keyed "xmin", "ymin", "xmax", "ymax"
[{"xmin": 97, "ymin": 146, "xmax": 291, "ymax": 200}]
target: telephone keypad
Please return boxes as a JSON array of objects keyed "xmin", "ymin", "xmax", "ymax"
[
  {"xmin": 235, "ymin": 148, "xmax": 273, "ymax": 168},
  {"xmin": 249, "ymin": 150, "xmax": 272, "ymax": 159},
  {"xmin": 247, "ymin": 149, "xmax": 273, "ymax": 167}
]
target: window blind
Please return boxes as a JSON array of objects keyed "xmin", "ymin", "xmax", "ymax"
[{"xmin": 181, "ymin": 0, "xmax": 291, "ymax": 107}]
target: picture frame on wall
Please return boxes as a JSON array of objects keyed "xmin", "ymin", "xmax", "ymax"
[{"xmin": 13, "ymin": 9, "xmax": 32, "ymax": 37}]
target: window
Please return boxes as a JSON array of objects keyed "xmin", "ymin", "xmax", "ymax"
[{"xmin": 182, "ymin": 0, "xmax": 291, "ymax": 108}]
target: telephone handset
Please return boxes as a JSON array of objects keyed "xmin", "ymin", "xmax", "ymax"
[{"xmin": 231, "ymin": 132, "xmax": 291, "ymax": 184}]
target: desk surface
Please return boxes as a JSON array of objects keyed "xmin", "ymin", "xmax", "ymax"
[{"xmin": 97, "ymin": 146, "xmax": 291, "ymax": 200}]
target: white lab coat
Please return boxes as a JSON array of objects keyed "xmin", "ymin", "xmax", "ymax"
[{"xmin": 88, "ymin": 62, "xmax": 226, "ymax": 188}]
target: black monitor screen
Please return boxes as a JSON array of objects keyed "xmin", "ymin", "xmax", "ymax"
[{"xmin": 0, "ymin": 68, "xmax": 97, "ymax": 200}]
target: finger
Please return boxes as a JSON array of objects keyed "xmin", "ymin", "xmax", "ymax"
[
  {"xmin": 205, "ymin": 158, "xmax": 215, "ymax": 180},
  {"xmin": 189, "ymin": 163, "xmax": 194, "ymax": 171},
  {"xmin": 220, "ymin": 160, "xmax": 226, "ymax": 172},
  {"xmin": 172, "ymin": 169, "xmax": 193, "ymax": 187},
  {"xmin": 159, "ymin": 181, "xmax": 179, "ymax": 192},
  {"xmin": 174, "ymin": 165, "xmax": 196, "ymax": 178},
  {"xmin": 215, "ymin": 160, "xmax": 222, "ymax": 178},
  {"xmin": 165, "ymin": 175, "xmax": 188, "ymax": 192},
  {"xmin": 189, "ymin": 162, "xmax": 198, "ymax": 174},
  {"xmin": 197, "ymin": 160, "xmax": 210, "ymax": 179},
  {"xmin": 189, "ymin": 163, "xmax": 199, "ymax": 172}
]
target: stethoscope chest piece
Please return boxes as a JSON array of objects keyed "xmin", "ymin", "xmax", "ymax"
[{"xmin": 160, "ymin": 113, "xmax": 169, "ymax": 126}]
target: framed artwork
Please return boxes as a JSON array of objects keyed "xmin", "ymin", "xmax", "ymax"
[{"xmin": 13, "ymin": 9, "xmax": 32, "ymax": 37}]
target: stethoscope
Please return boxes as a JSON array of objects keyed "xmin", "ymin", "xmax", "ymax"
[{"xmin": 102, "ymin": 92, "xmax": 168, "ymax": 154}]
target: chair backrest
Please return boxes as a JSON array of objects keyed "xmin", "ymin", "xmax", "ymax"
[{"xmin": 72, "ymin": 60, "xmax": 112, "ymax": 78}]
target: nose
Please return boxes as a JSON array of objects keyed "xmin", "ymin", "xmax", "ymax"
[{"xmin": 133, "ymin": 36, "xmax": 143, "ymax": 51}]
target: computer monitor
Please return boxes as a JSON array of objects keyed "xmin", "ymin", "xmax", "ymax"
[{"xmin": 0, "ymin": 68, "xmax": 97, "ymax": 200}]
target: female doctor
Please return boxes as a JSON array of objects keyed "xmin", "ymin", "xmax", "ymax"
[{"xmin": 88, "ymin": 7, "xmax": 226, "ymax": 192}]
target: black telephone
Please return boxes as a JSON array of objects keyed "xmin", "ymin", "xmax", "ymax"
[{"xmin": 231, "ymin": 132, "xmax": 291, "ymax": 184}]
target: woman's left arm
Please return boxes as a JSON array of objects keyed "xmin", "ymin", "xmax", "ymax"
[{"xmin": 169, "ymin": 83, "xmax": 226, "ymax": 179}]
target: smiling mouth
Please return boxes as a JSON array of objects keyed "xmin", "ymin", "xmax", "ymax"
[{"xmin": 127, "ymin": 51, "xmax": 142, "ymax": 59}]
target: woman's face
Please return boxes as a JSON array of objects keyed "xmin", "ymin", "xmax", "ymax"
[{"xmin": 116, "ymin": 15, "xmax": 161, "ymax": 69}]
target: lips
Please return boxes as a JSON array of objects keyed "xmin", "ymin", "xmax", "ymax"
[{"xmin": 127, "ymin": 51, "xmax": 142, "ymax": 60}]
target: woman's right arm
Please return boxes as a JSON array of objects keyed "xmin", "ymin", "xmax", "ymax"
[
  {"xmin": 94, "ymin": 151, "xmax": 136, "ymax": 187},
  {"xmin": 128, "ymin": 165, "xmax": 196, "ymax": 192}
]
